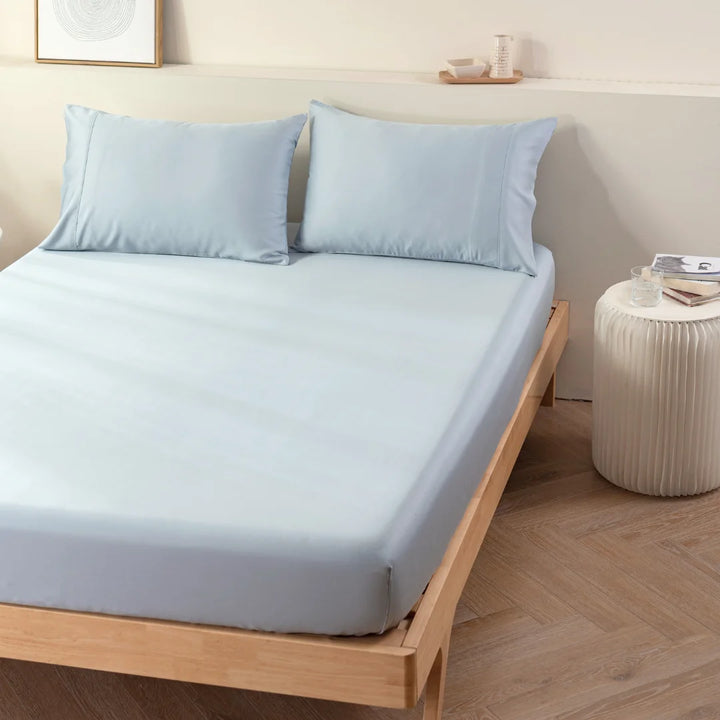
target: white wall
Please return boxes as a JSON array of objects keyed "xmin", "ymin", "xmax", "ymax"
[{"xmin": 3, "ymin": 0, "xmax": 720, "ymax": 83}]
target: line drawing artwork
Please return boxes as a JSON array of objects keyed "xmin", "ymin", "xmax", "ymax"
[{"xmin": 52, "ymin": 0, "xmax": 136, "ymax": 41}]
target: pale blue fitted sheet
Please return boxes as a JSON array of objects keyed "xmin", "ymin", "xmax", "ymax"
[{"xmin": 0, "ymin": 243, "xmax": 554, "ymax": 635}]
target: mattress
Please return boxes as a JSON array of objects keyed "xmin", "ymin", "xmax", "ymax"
[{"xmin": 0, "ymin": 243, "xmax": 554, "ymax": 635}]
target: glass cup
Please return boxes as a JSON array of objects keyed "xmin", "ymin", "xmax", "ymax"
[{"xmin": 631, "ymin": 265, "xmax": 663, "ymax": 307}]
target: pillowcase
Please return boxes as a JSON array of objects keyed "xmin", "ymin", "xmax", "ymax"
[
  {"xmin": 295, "ymin": 101, "xmax": 556, "ymax": 275},
  {"xmin": 42, "ymin": 105, "xmax": 307, "ymax": 265}
]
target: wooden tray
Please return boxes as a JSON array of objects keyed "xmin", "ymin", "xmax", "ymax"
[{"xmin": 438, "ymin": 69, "xmax": 523, "ymax": 84}]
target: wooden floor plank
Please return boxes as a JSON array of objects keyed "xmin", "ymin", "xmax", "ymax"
[
  {"xmin": 495, "ymin": 469, "xmax": 607, "ymax": 518},
  {"xmin": 119, "ymin": 676, "xmax": 213, "ymax": 720},
  {"xmin": 463, "ymin": 551, "xmax": 576, "ymax": 625},
  {"xmin": 2, "ymin": 401, "xmax": 720, "ymax": 719},
  {"xmin": 481, "ymin": 525, "xmax": 639, "ymax": 632},
  {"xmin": 523, "ymin": 526, "xmax": 708, "ymax": 641},
  {"xmin": 613, "ymin": 498, "xmax": 720, "ymax": 546},
  {"xmin": 448, "ymin": 614, "xmax": 601, "ymax": 676},
  {"xmin": 582, "ymin": 533, "xmax": 720, "ymax": 636},
  {"xmin": 566, "ymin": 492, "xmax": 719, "ymax": 544},
  {"xmin": 452, "ymin": 601, "xmax": 480, "ymax": 626},
  {"xmin": 458, "ymin": 562, "xmax": 515, "ymax": 620},
  {"xmin": 0, "ymin": 661, "xmax": 54, "ymax": 720},
  {"xmin": 697, "ymin": 544, "xmax": 720, "ymax": 571},
  {"xmin": 443, "ymin": 608, "xmax": 542, "ymax": 657},
  {"xmin": 451, "ymin": 711, "xmax": 503, "ymax": 720},
  {"xmin": 488, "ymin": 634, "xmax": 720, "ymax": 720},
  {"xmin": 496, "ymin": 471, "xmax": 634, "ymax": 532},
  {"xmin": 446, "ymin": 616, "xmax": 606, "ymax": 713},
  {"xmin": 180, "ymin": 682, "xmax": 318, "ymax": 720},
  {"xmin": 55, "ymin": 665, "xmax": 154, "ymax": 720},
  {"xmin": 656, "ymin": 538, "xmax": 720, "ymax": 587},
  {"xmin": 554, "ymin": 658, "xmax": 720, "ymax": 720}
]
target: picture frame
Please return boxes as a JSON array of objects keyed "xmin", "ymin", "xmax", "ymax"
[{"xmin": 35, "ymin": 0, "xmax": 162, "ymax": 68}]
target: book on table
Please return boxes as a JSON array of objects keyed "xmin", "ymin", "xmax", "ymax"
[
  {"xmin": 642, "ymin": 266, "xmax": 720, "ymax": 296},
  {"xmin": 652, "ymin": 254, "xmax": 720, "ymax": 281},
  {"xmin": 663, "ymin": 286, "xmax": 720, "ymax": 306}
]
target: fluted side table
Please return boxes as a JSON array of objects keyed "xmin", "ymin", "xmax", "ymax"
[{"xmin": 593, "ymin": 280, "xmax": 720, "ymax": 496}]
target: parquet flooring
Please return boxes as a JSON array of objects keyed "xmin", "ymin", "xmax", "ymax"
[{"xmin": 2, "ymin": 400, "xmax": 720, "ymax": 719}]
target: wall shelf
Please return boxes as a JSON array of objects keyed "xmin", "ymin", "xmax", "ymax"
[{"xmin": 2, "ymin": 56, "xmax": 720, "ymax": 99}]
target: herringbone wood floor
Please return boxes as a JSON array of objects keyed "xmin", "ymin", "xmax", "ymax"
[{"xmin": 2, "ymin": 400, "xmax": 720, "ymax": 719}]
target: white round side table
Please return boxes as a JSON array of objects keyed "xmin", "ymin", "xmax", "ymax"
[{"xmin": 593, "ymin": 280, "xmax": 720, "ymax": 496}]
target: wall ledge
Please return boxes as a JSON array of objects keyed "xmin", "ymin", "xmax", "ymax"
[{"xmin": 2, "ymin": 56, "xmax": 720, "ymax": 98}]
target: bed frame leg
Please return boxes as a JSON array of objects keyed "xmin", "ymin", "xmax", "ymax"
[
  {"xmin": 422, "ymin": 632, "xmax": 451, "ymax": 720},
  {"xmin": 540, "ymin": 371, "xmax": 556, "ymax": 407}
]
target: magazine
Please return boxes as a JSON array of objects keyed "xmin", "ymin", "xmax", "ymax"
[{"xmin": 652, "ymin": 254, "xmax": 720, "ymax": 281}]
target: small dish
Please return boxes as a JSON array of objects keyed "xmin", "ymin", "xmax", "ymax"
[{"xmin": 445, "ymin": 58, "xmax": 487, "ymax": 79}]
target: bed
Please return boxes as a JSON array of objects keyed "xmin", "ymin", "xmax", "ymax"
[
  {"xmin": 0, "ymin": 102, "xmax": 567, "ymax": 718},
  {"xmin": 0, "ymin": 240, "xmax": 567, "ymax": 717}
]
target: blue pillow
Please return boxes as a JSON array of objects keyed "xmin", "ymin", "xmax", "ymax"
[
  {"xmin": 42, "ymin": 106, "xmax": 307, "ymax": 265},
  {"xmin": 295, "ymin": 101, "xmax": 556, "ymax": 275}
]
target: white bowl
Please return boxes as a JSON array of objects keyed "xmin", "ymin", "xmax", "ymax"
[{"xmin": 445, "ymin": 58, "xmax": 487, "ymax": 79}]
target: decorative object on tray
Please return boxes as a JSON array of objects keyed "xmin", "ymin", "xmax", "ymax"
[
  {"xmin": 490, "ymin": 34, "xmax": 514, "ymax": 79},
  {"xmin": 35, "ymin": 0, "xmax": 162, "ymax": 67},
  {"xmin": 445, "ymin": 58, "xmax": 487, "ymax": 79},
  {"xmin": 438, "ymin": 69, "xmax": 523, "ymax": 84},
  {"xmin": 651, "ymin": 253, "xmax": 720, "ymax": 281},
  {"xmin": 439, "ymin": 33, "xmax": 521, "ymax": 84}
]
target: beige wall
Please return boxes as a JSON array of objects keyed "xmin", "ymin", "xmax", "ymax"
[
  {"xmin": 4, "ymin": 0, "xmax": 720, "ymax": 82},
  {"xmin": 1, "ymin": 61, "xmax": 719, "ymax": 400}
]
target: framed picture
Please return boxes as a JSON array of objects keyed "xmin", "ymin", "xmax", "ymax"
[{"xmin": 35, "ymin": 0, "xmax": 162, "ymax": 68}]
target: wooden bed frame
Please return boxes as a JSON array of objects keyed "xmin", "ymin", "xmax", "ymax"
[{"xmin": 0, "ymin": 301, "xmax": 569, "ymax": 720}]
